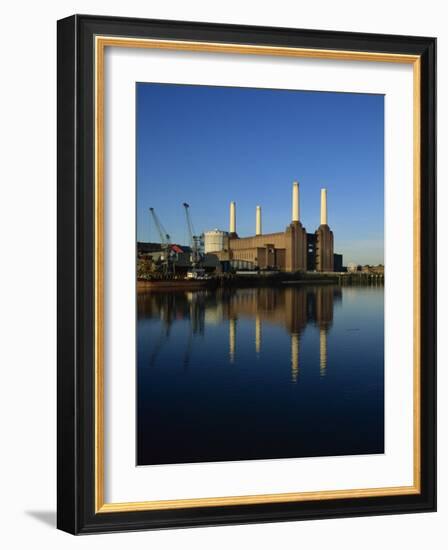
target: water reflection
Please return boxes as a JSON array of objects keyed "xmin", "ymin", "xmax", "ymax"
[
  {"xmin": 320, "ymin": 328, "xmax": 327, "ymax": 377},
  {"xmin": 137, "ymin": 284, "xmax": 384, "ymax": 465},
  {"xmin": 138, "ymin": 285, "xmax": 339, "ymax": 382},
  {"xmin": 291, "ymin": 332, "xmax": 300, "ymax": 383},
  {"xmin": 229, "ymin": 317, "xmax": 236, "ymax": 364},
  {"xmin": 255, "ymin": 314, "xmax": 261, "ymax": 357}
]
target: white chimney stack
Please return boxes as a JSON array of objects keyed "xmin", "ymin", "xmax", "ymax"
[
  {"xmin": 292, "ymin": 181, "xmax": 300, "ymax": 222},
  {"xmin": 320, "ymin": 188, "xmax": 328, "ymax": 225},
  {"xmin": 256, "ymin": 205, "xmax": 262, "ymax": 235},
  {"xmin": 229, "ymin": 201, "xmax": 236, "ymax": 233}
]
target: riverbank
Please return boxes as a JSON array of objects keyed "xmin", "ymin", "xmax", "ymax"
[
  {"xmin": 138, "ymin": 271, "xmax": 383, "ymax": 290},
  {"xmin": 219, "ymin": 271, "xmax": 383, "ymax": 287},
  {"xmin": 137, "ymin": 279, "xmax": 217, "ymax": 291}
]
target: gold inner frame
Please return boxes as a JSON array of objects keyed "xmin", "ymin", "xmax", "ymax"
[{"xmin": 94, "ymin": 36, "xmax": 421, "ymax": 514}]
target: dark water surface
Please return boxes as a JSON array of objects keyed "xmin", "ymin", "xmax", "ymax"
[{"xmin": 137, "ymin": 285, "xmax": 384, "ymax": 465}]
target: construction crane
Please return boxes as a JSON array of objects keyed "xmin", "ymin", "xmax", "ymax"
[
  {"xmin": 182, "ymin": 203, "xmax": 203, "ymax": 268},
  {"xmin": 149, "ymin": 207, "xmax": 172, "ymax": 273}
]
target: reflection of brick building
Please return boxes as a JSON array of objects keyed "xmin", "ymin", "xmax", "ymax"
[
  {"xmin": 141, "ymin": 285, "xmax": 338, "ymax": 382},
  {"xmin": 225, "ymin": 285, "xmax": 336, "ymax": 382},
  {"xmin": 225, "ymin": 285, "xmax": 335, "ymax": 336},
  {"xmin": 205, "ymin": 182, "xmax": 335, "ymax": 272}
]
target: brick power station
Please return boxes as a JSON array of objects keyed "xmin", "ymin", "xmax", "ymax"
[{"xmin": 204, "ymin": 182, "xmax": 336, "ymax": 272}]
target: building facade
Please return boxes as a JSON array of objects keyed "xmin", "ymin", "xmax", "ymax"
[{"xmin": 208, "ymin": 181, "xmax": 336, "ymax": 273}]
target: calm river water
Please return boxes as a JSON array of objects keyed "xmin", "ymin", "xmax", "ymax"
[{"xmin": 137, "ymin": 284, "xmax": 384, "ymax": 465}]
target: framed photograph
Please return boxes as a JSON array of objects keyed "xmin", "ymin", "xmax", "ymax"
[{"xmin": 57, "ymin": 15, "xmax": 436, "ymax": 534}]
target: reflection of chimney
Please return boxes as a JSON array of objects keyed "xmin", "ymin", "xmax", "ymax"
[
  {"xmin": 229, "ymin": 318, "xmax": 236, "ymax": 363},
  {"xmin": 291, "ymin": 333, "xmax": 300, "ymax": 383},
  {"xmin": 292, "ymin": 181, "xmax": 300, "ymax": 222},
  {"xmin": 230, "ymin": 201, "xmax": 236, "ymax": 233},
  {"xmin": 255, "ymin": 315, "xmax": 261, "ymax": 355},
  {"xmin": 320, "ymin": 188, "xmax": 328, "ymax": 225},
  {"xmin": 319, "ymin": 328, "xmax": 327, "ymax": 376},
  {"xmin": 256, "ymin": 205, "xmax": 262, "ymax": 235}
]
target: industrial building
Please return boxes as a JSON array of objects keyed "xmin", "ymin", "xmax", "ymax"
[{"xmin": 204, "ymin": 181, "xmax": 340, "ymax": 272}]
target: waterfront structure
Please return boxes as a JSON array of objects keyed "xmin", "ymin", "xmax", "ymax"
[
  {"xmin": 256, "ymin": 205, "xmax": 262, "ymax": 236},
  {"xmin": 229, "ymin": 201, "xmax": 237, "ymax": 236},
  {"xmin": 211, "ymin": 181, "xmax": 308, "ymax": 272},
  {"xmin": 315, "ymin": 188, "xmax": 334, "ymax": 272},
  {"xmin": 306, "ymin": 233, "xmax": 317, "ymax": 271},
  {"xmin": 333, "ymin": 253, "xmax": 344, "ymax": 272},
  {"xmin": 208, "ymin": 181, "xmax": 337, "ymax": 273},
  {"xmin": 203, "ymin": 229, "xmax": 229, "ymax": 254},
  {"xmin": 140, "ymin": 181, "xmax": 341, "ymax": 274}
]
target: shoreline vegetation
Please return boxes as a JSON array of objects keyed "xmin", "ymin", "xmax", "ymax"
[{"xmin": 137, "ymin": 270, "xmax": 384, "ymax": 291}]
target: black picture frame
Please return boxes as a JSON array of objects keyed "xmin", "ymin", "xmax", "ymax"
[{"xmin": 57, "ymin": 14, "xmax": 436, "ymax": 534}]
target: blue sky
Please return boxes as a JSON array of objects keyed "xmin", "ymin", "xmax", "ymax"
[{"xmin": 136, "ymin": 83, "xmax": 384, "ymax": 265}]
